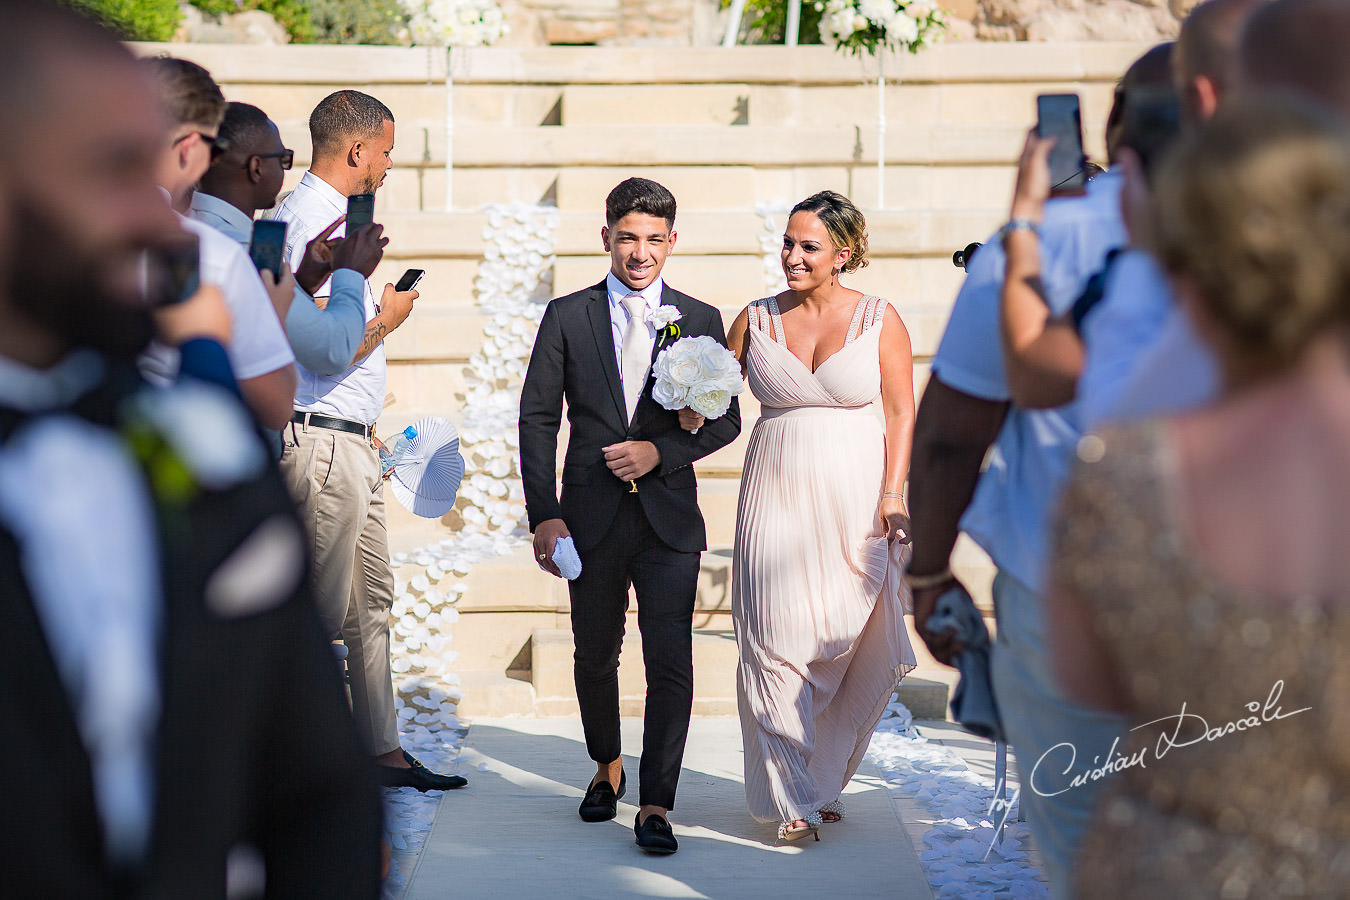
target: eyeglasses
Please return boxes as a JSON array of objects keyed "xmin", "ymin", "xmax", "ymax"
[
  {"xmin": 173, "ymin": 130, "xmax": 229, "ymax": 162},
  {"xmin": 251, "ymin": 149, "xmax": 294, "ymax": 170}
]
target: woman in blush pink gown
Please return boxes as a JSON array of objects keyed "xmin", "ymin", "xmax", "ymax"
[{"xmin": 722, "ymin": 191, "xmax": 918, "ymax": 842}]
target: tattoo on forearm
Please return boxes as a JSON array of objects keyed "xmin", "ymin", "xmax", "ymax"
[{"xmin": 359, "ymin": 321, "xmax": 387, "ymax": 359}]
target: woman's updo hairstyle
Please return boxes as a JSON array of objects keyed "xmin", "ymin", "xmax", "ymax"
[
  {"xmin": 1149, "ymin": 93, "xmax": 1350, "ymax": 379},
  {"xmin": 790, "ymin": 190, "xmax": 869, "ymax": 274}
]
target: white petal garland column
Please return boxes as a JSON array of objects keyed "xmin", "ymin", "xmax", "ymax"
[
  {"xmin": 386, "ymin": 203, "xmax": 557, "ymax": 714},
  {"xmin": 756, "ymin": 203, "xmax": 793, "ymax": 294}
]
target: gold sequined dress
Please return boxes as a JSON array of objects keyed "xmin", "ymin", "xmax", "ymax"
[{"xmin": 1054, "ymin": 423, "xmax": 1350, "ymax": 899}]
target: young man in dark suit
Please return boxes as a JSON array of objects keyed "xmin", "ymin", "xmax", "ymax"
[{"xmin": 519, "ymin": 178, "xmax": 741, "ymax": 854}]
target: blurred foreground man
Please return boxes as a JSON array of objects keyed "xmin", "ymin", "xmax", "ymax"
[{"xmin": 0, "ymin": 3, "xmax": 381, "ymax": 895}]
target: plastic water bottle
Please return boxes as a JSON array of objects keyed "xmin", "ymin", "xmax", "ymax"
[{"xmin": 379, "ymin": 425, "xmax": 418, "ymax": 478}]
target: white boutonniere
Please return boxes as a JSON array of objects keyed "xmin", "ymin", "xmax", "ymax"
[{"xmin": 648, "ymin": 305, "xmax": 683, "ymax": 346}]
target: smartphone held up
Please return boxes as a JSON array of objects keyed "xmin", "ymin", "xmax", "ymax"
[
  {"xmin": 1036, "ymin": 93, "xmax": 1088, "ymax": 195},
  {"xmin": 248, "ymin": 219, "xmax": 287, "ymax": 276},
  {"xmin": 346, "ymin": 193, "xmax": 375, "ymax": 232},
  {"xmin": 148, "ymin": 231, "xmax": 200, "ymax": 307}
]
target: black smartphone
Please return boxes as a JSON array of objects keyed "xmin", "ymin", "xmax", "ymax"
[
  {"xmin": 347, "ymin": 193, "xmax": 375, "ymax": 232},
  {"xmin": 151, "ymin": 232, "xmax": 200, "ymax": 307},
  {"xmin": 248, "ymin": 219, "xmax": 287, "ymax": 275},
  {"xmin": 395, "ymin": 268, "xmax": 425, "ymax": 293},
  {"xmin": 1036, "ymin": 93, "xmax": 1088, "ymax": 194}
]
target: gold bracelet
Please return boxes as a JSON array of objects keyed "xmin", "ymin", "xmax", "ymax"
[{"xmin": 904, "ymin": 568, "xmax": 954, "ymax": 590}]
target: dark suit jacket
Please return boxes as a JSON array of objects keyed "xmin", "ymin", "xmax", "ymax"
[
  {"xmin": 0, "ymin": 366, "xmax": 382, "ymax": 899},
  {"xmin": 519, "ymin": 279, "xmax": 741, "ymax": 553}
]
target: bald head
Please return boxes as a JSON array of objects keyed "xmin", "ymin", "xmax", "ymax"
[
  {"xmin": 1238, "ymin": 0, "xmax": 1350, "ymax": 121},
  {"xmin": 0, "ymin": 1, "xmax": 140, "ymax": 142},
  {"xmin": 1175, "ymin": 0, "xmax": 1268, "ymax": 123},
  {"xmin": 0, "ymin": 1, "xmax": 180, "ymax": 364}
]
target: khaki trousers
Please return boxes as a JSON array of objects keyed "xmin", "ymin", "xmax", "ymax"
[{"xmin": 280, "ymin": 420, "xmax": 400, "ymax": 756}]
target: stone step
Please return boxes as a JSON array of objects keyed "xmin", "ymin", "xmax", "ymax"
[
  {"xmin": 265, "ymin": 118, "xmax": 1059, "ymax": 171},
  {"xmin": 529, "ymin": 627, "xmax": 740, "ymax": 717},
  {"xmin": 140, "ymin": 42, "xmax": 1151, "ymax": 89},
  {"xmin": 386, "ymin": 514, "xmax": 995, "ymax": 673},
  {"xmin": 453, "ymin": 669, "xmax": 537, "ymax": 719},
  {"xmin": 354, "ymin": 208, "xmax": 1006, "ymax": 261},
  {"xmin": 488, "ymin": 623, "xmax": 957, "ymax": 720}
]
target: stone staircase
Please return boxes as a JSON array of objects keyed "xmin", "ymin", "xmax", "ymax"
[{"xmin": 140, "ymin": 39, "xmax": 1150, "ymax": 719}]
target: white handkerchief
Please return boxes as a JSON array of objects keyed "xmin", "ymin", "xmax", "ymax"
[{"xmin": 551, "ymin": 536, "xmax": 582, "ymax": 580}]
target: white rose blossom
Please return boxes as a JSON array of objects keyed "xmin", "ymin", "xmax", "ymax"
[
  {"xmin": 660, "ymin": 343, "xmax": 705, "ymax": 387},
  {"xmin": 688, "ymin": 384, "xmax": 735, "ymax": 419},
  {"xmin": 651, "ymin": 378, "xmax": 690, "ymax": 409},
  {"xmin": 647, "ymin": 305, "xmax": 683, "ymax": 330}
]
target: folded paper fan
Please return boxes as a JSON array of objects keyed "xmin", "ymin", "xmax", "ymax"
[{"xmin": 390, "ymin": 416, "xmax": 465, "ymax": 518}]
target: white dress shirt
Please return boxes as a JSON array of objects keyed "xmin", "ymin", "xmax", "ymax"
[
  {"xmin": 0, "ymin": 352, "xmax": 161, "ymax": 866},
  {"xmin": 266, "ymin": 171, "xmax": 385, "ymax": 425},
  {"xmin": 189, "ymin": 190, "xmax": 367, "ymax": 377},
  {"xmin": 605, "ymin": 270, "xmax": 663, "ymax": 389}
]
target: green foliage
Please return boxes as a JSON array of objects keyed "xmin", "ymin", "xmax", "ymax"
[
  {"xmin": 308, "ymin": 0, "xmax": 408, "ymax": 45},
  {"xmin": 64, "ymin": 0, "xmax": 182, "ymax": 42},
  {"xmin": 724, "ymin": 0, "xmax": 824, "ymax": 44},
  {"xmin": 187, "ymin": 0, "xmax": 316, "ymax": 43}
]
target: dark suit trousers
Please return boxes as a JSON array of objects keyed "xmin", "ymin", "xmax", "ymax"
[{"xmin": 569, "ymin": 491, "xmax": 700, "ymax": 810}]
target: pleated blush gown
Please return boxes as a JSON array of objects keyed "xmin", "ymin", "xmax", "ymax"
[{"xmin": 732, "ymin": 294, "xmax": 917, "ymax": 825}]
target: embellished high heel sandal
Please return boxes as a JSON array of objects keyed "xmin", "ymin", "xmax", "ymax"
[
  {"xmin": 818, "ymin": 799, "xmax": 845, "ymax": 823},
  {"xmin": 777, "ymin": 810, "xmax": 823, "ymax": 842}
]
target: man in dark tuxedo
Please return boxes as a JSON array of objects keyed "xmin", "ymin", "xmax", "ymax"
[
  {"xmin": 0, "ymin": 4, "xmax": 381, "ymax": 895},
  {"xmin": 519, "ymin": 178, "xmax": 741, "ymax": 854}
]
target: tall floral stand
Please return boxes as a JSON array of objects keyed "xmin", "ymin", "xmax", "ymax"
[
  {"xmin": 445, "ymin": 47, "xmax": 455, "ymax": 211},
  {"xmin": 876, "ymin": 52, "xmax": 888, "ymax": 209}
]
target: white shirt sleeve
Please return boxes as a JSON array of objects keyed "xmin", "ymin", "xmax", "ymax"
[{"xmin": 191, "ymin": 221, "xmax": 295, "ymax": 380}]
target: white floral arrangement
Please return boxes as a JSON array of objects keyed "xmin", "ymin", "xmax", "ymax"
[
  {"xmin": 403, "ymin": 0, "xmax": 507, "ymax": 47},
  {"xmin": 817, "ymin": 0, "xmax": 945, "ymax": 56},
  {"xmin": 651, "ymin": 335, "xmax": 745, "ymax": 422}
]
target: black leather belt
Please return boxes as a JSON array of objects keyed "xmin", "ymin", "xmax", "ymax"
[{"xmin": 291, "ymin": 411, "xmax": 371, "ymax": 438}]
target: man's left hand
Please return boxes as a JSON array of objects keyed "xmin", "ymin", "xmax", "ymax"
[{"xmin": 602, "ymin": 441, "xmax": 661, "ymax": 482}]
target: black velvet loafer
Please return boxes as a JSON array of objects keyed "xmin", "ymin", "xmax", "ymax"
[
  {"xmin": 578, "ymin": 769, "xmax": 626, "ymax": 822},
  {"xmin": 634, "ymin": 812, "xmax": 678, "ymax": 854},
  {"xmin": 379, "ymin": 750, "xmax": 468, "ymax": 791}
]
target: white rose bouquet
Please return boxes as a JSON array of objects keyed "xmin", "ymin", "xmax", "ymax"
[
  {"xmin": 403, "ymin": 0, "xmax": 508, "ymax": 47},
  {"xmin": 651, "ymin": 335, "xmax": 745, "ymax": 432}
]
